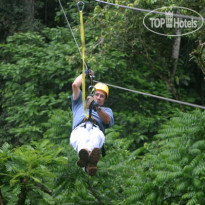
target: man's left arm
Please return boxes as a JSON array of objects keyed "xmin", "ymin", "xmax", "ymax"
[
  {"xmin": 97, "ymin": 108, "xmax": 110, "ymax": 125},
  {"xmin": 86, "ymin": 97, "xmax": 111, "ymax": 125}
]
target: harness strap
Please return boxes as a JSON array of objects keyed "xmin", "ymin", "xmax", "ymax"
[{"xmin": 79, "ymin": 7, "xmax": 88, "ymax": 118}]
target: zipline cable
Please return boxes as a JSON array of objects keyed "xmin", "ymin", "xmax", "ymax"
[
  {"xmin": 57, "ymin": 0, "xmax": 88, "ymax": 70},
  {"xmin": 94, "ymin": 80, "xmax": 205, "ymax": 110},
  {"xmin": 94, "ymin": 0, "xmax": 205, "ymax": 21},
  {"xmin": 57, "ymin": 0, "xmax": 205, "ymax": 110}
]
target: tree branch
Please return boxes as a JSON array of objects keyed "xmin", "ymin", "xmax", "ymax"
[
  {"xmin": 191, "ymin": 41, "xmax": 205, "ymax": 75},
  {"xmin": 35, "ymin": 183, "xmax": 52, "ymax": 195},
  {"xmin": 172, "ymin": 29, "xmax": 181, "ymax": 78},
  {"xmin": 0, "ymin": 188, "xmax": 5, "ymax": 205},
  {"xmin": 17, "ymin": 178, "xmax": 27, "ymax": 205}
]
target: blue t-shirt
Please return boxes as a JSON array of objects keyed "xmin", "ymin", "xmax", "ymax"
[{"xmin": 71, "ymin": 91, "xmax": 114, "ymax": 133}]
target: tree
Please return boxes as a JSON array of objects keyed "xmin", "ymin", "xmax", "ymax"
[{"xmin": 0, "ymin": 140, "xmax": 67, "ymax": 204}]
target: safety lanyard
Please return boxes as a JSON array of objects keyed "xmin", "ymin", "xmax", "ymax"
[{"xmin": 78, "ymin": 2, "xmax": 88, "ymax": 118}]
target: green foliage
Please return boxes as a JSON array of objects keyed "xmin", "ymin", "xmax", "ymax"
[
  {"xmin": 116, "ymin": 110, "xmax": 205, "ymax": 205},
  {"xmin": 0, "ymin": 140, "xmax": 67, "ymax": 205},
  {"xmin": 0, "ymin": 0, "xmax": 205, "ymax": 204},
  {"xmin": 0, "ymin": 28, "xmax": 74, "ymax": 145}
]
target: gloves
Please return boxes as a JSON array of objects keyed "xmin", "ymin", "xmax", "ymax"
[
  {"xmin": 86, "ymin": 96, "xmax": 100, "ymax": 112},
  {"xmin": 85, "ymin": 69, "xmax": 95, "ymax": 79}
]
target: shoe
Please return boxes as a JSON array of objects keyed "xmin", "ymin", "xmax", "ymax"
[
  {"xmin": 89, "ymin": 148, "xmax": 101, "ymax": 165},
  {"xmin": 77, "ymin": 149, "xmax": 90, "ymax": 168},
  {"xmin": 86, "ymin": 165, "xmax": 98, "ymax": 176},
  {"xmin": 86, "ymin": 148, "xmax": 101, "ymax": 176}
]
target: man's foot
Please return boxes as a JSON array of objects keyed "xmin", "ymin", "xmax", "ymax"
[
  {"xmin": 89, "ymin": 148, "xmax": 101, "ymax": 165},
  {"xmin": 77, "ymin": 149, "xmax": 90, "ymax": 168},
  {"xmin": 86, "ymin": 166, "xmax": 98, "ymax": 176},
  {"xmin": 86, "ymin": 148, "xmax": 101, "ymax": 176}
]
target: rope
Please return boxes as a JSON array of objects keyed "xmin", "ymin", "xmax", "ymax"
[
  {"xmin": 57, "ymin": 0, "xmax": 88, "ymax": 70},
  {"xmin": 93, "ymin": 80, "xmax": 205, "ymax": 110},
  {"xmin": 94, "ymin": 0, "xmax": 205, "ymax": 21}
]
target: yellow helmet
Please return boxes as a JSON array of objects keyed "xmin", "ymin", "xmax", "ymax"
[{"xmin": 94, "ymin": 83, "xmax": 109, "ymax": 98}]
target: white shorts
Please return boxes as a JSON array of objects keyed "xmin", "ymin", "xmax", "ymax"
[{"xmin": 70, "ymin": 122, "xmax": 105, "ymax": 153}]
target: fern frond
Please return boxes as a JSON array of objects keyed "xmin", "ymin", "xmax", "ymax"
[
  {"xmin": 188, "ymin": 148, "xmax": 201, "ymax": 156},
  {"xmin": 182, "ymin": 192, "xmax": 196, "ymax": 199},
  {"xmin": 183, "ymin": 154, "xmax": 202, "ymax": 173},
  {"xmin": 191, "ymin": 140, "xmax": 205, "ymax": 150},
  {"xmin": 175, "ymin": 181, "xmax": 188, "ymax": 192},
  {"xmin": 159, "ymin": 149, "xmax": 181, "ymax": 161},
  {"xmin": 154, "ymin": 171, "xmax": 182, "ymax": 183},
  {"xmin": 126, "ymin": 190, "xmax": 144, "ymax": 204},
  {"xmin": 193, "ymin": 162, "xmax": 205, "ymax": 175},
  {"xmin": 186, "ymin": 198, "xmax": 198, "ymax": 205}
]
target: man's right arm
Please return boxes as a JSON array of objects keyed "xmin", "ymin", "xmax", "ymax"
[{"xmin": 72, "ymin": 74, "xmax": 82, "ymax": 100}]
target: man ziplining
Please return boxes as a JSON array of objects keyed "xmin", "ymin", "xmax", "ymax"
[{"xmin": 70, "ymin": 71, "xmax": 114, "ymax": 176}]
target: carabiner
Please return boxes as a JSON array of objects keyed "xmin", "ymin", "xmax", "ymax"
[
  {"xmin": 90, "ymin": 74, "xmax": 95, "ymax": 85},
  {"xmin": 88, "ymin": 85, "xmax": 96, "ymax": 96},
  {"xmin": 77, "ymin": 1, "xmax": 85, "ymax": 11}
]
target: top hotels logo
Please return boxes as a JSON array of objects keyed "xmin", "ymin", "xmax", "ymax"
[{"xmin": 143, "ymin": 6, "xmax": 204, "ymax": 36}]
